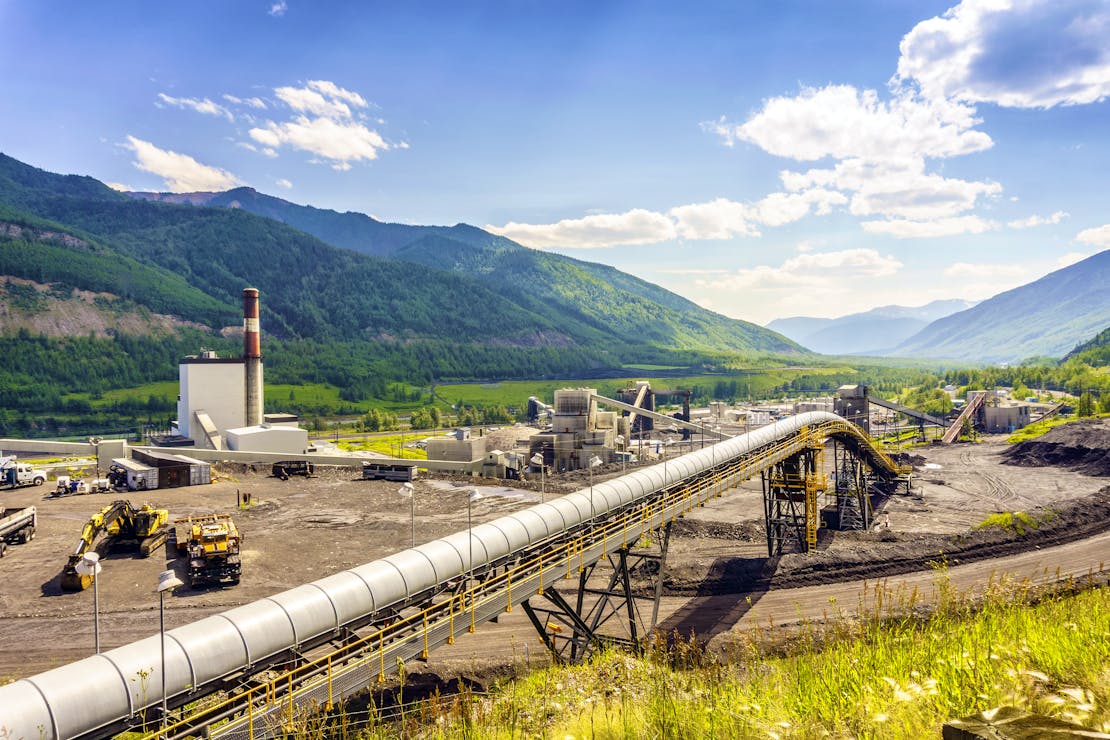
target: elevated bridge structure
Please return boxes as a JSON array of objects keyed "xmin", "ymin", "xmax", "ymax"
[{"xmin": 0, "ymin": 413, "xmax": 909, "ymax": 740}]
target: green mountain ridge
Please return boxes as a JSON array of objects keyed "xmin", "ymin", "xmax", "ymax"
[{"xmin": 0, "ymin": 153, "xmax": 802, "ymax": 376}]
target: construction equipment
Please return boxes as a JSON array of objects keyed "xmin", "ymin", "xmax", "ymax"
[
  {"xmin": 272, "ymin": 460, "xmax": 314, "ymax": 480},
  {"xmin": 176, "ymin": 515, "xmax": 241, "ymax": 588},
  {"xmin": 1, "ymin": 456, "xmax": 47, "ymax": 489},
  {"xmin": 60, "ymin": 500, "xmax": 171, "ymax": 591},
  {"xmin": 0, "ymin": 505, "xmax": 37, "ymax": 557},
  {"xmin": 52, "ymin": 476, "xmax": 111, "ymax": 497}
]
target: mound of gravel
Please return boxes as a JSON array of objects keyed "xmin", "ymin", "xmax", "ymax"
[{"xmin": 1003, "ymin": 418, "xmax": 1110, "ymax": 476}]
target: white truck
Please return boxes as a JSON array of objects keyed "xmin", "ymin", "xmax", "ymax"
[
  {"xmin": 0, "ymin": 505, "xmax": 37, "ymax": 556},
  {"xmin": 1, "ymin": 457, "xmax": 47, "ymax": 489}
]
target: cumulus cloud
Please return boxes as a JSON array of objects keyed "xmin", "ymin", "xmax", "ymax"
[
  {"xmin": 861, "ymin": 215, "xmax": 998, "ymax": 239},
  {"xmin": 896, "ymin": 0, "xmax": 1110, "ymax": 108},
  {"xmin": 486, "ymin": 209, "xmax": 677, "ymax": 249},
  {"xmin": 246, "ymin": 80, "xmax": 392, "ymax": 169},
  {"xmin": 275, "ymin": 178, "xmax": 293, "ymax": 189},
  {"xmin": 706, "ymin": 85, "xmax": 992, "ymax": 162},
  {"xmin": 125, "ymin": 136, "xmax": 243, "ymax": 192},
  {"xmin": 269, "ymin": 1, "xmax": 287, "ymax": 17},
  {"xmin": 156, "ymin": 93, "xmax": 233, "ymax": 121},
  {"xmin": 668, "ymin": 198, "xmax": 759, "ymax": 240},
  {"xmin": 1008, "ymin": 210, "xmax": 1069, "ymax": 229},
  {"xmin": 702, "ymin": 248, "xmax": 903, "ymax": 293},
  {"xmin": 488, "ymin": 188, "xmax": 846, "ymax": 248},
  {"xmin": 1077, "ymin": 223, "xmax": 1110, "ymax": 247}
]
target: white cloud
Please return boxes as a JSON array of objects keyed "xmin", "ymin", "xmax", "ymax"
[
  {"xmin": 755, "ymin": 188, "xmax": 847, "ymax": 225},
  {"xmin": 249, "ymin": 115, "xmax": 388, "ymax": 167},
  {"xmin": 486, "ymin": 209, "xmax": 677, "ymax": 249},
  {"xmin": 105, "ymin": 182, "xmax": 132, "ymax": 192},
  {"xmin": 156, "ymin": 93, "xmax": 233, "ymax": 121},
  {"xmin": 706, "ymin": 85, "xmax": 992, "ymax": 163},
  {"xmin": 1054, "ymin": 251, "xmax": 1091, "ymax": 269},
  {"xmin": 896, "ymin": 0, "xmax": 1110, "ymax": 108},
  {"xmin": 275, "ymin": 178, "xmax": 293, "ymax": 189},
  {"xmin": 1077, "ymin": 223, "xmax": 1110, "ymax": 247},
  {"xmin": 668, "ymin": 198, "xmax": 759, "ymax": 240},
  {"xmin": 861, "ymin": 215, "xmax": 998, "ymax": 238},
  {"xmin": 125, "ymin": 136, "xmax": 243, "ymax": 192},
  {"xmin": 944, "ymin": 261, "xmax": 1028, "ymax": 278},
  {"xmin": 704, "ymin": 248, "xmax": 903, "ymax": 292},
  {"xmin": 1008, "ymin": 210, "xmax": 1069, "ymax": 229},
  {"xmin": 223, "ymin": 94, "xmax": 267, "ymax": 110},
  {"xmin": 269, "ymin": 1, "xmax": 287, "ymax": 17},
  {"xmin": 244, "ymin": 80, "xmax": 393, "ymax": 169}
]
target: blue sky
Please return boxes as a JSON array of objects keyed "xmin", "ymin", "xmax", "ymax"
[{"xmin": 2, "ymin": 0, "xmax": 1108, "ymax": 324}]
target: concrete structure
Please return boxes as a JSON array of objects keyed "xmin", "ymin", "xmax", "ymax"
[
  {"xmin": 426, "ymin": 435, "xmax": 487, "ymax": 463},
  {"xmin": 225, "ymin": 424, "xmax": 308, "ymax": 455},
  {"xmin": 982, "ymin": 404, "xmax": 1032, "ymax": 434},
  {"xmin": 176, "ymin": 351, "xmax": 245, "ymax": 448},
  {"xmin": 263, "ymin": 413, "xmax": 300, "ymax": 428},
  {"xmin": 835, "ymin": 384, "xmax": 871, "ymax": 433}
]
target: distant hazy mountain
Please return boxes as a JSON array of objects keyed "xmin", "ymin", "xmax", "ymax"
[
  {"xmin": 766, "ymin": 299, "xmax": 976, "ymax": 354},
  {"xmin": 892, "ymin": 251, "xmax": 1110, "ymax": 363}
]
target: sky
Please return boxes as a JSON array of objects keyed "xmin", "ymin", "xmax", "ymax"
[{"xmin": 1, "ymin": 0, "xmax": 1108, "ymax": 325}]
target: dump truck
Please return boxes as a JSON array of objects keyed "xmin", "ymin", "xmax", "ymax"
[
  {"xmin": 60, "ymin": 500, "xmax": 171, "ymax": 591},
  {"xmin": 0, "ymin": 505, "xmax": 36, "ymax": 557},
  {"xmin": 1, "ymin": 457, "xmax": 47, "ymax": 489},
  {"xmin": 175, "ymin": 515, "xmax": 241, "ymax": 588}
]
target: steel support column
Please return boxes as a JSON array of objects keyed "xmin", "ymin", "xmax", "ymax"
[{"xmin": 522, "ymin": 524, "xmax": 672, "ymax": 663}]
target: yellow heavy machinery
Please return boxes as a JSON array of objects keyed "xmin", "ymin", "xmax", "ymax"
[
  {"xmin": 60, "ymin": 500, "xmax": 170, "ymax": 591},
  {"xmin": 176, "ymin": 514, "xmax": 242, "ymax": 588}
]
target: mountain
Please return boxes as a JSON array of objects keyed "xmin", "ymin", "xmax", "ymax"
[
  {"xmin": 1, "ymin": 154, "xmax": 800, "ymax": 362},
  {"xmin": 891, "ymin": 251, "xmax": 1110, "ymax": 363},
  {"xmin": 1063, "ymin": 324, "xmax": 1110, "ymax": 366},
  {"xmin": 125, "ymin": 184, "xmax": 800, "ymax": 354},
  {"xmin": 766, "ymin": 299, "xmax": 976, "ymax": 354}
]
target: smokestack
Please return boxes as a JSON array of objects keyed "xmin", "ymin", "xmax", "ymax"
[{"xmin": 243, "ymin": 288, "xmax": 263, "ymax": 427}]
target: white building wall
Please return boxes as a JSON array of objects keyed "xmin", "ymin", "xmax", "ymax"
[
  {"xmin": 225, "ymin": 426, "xmax": 308, "ymax": 454},
  {"xmin": 178, "ymin": 361, "xmax": 246, "ymax": 440}
]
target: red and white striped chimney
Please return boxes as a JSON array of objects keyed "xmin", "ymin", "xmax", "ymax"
[{"xmin": 243, "ymin": 288, "xmax": 263, "ymax": 427}]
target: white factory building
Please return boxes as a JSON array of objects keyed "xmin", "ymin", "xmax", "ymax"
[{"xmin": 169, "ymin": 288, "xmax": 306, "ymax": 455}]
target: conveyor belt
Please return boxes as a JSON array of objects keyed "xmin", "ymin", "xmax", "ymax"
[{"xmin": 0, "ymin": 412, "xmax": 906, "ymax": 740}]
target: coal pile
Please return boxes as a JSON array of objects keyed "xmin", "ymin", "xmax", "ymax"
[{"xmin": 1003, "ymin": 418, "xmax": 1110, "ymax": 476}]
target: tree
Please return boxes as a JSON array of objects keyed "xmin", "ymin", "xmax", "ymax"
[{"xmin": 1077, "ymin": 391, "xmax": 1096, "ymax": 417}]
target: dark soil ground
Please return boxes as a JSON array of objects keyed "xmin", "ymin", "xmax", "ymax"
[{"xmin": 1003, "ymin": 417, "xmax": 1110, "ymax": 476}]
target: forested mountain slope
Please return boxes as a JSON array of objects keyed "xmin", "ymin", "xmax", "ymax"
[
  {"xmin": 892, "ymin": 251, "xmax": 1110, "ymax": 363},
  {"xmin": 127, "ymin": 183, "xmax": 800, "ymax": 354}
]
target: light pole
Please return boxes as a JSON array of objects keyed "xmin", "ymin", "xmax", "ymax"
[
  {"xmin": 156, "ymin": 569, "xmax": 183, "ymax": 735},
  {"xmin": 398, "ymin": 482, "xmax": 415, "ymax": 547},
  {"xmin": 75, "ymin": 552, "xmax": 102, "ymax": 654},
  {"xmin": 530, "ymin": 453, "xmax": 545, "ymax": 502},
  {"xmin": 588, "ymin": 455, "xmax": 602, "ymax": 519}
]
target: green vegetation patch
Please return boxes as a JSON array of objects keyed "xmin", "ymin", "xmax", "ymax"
[
  {"xmin": 1007, "ymin": 415, "xmax": 1075, "ymax": 444},
  {"xmin": 975, "ymin": 510, "xmax": 1041, "ymax": 536},
  {"xmin": 382, "ymin": 579, "xmax": 1110, "ymax": 739}
]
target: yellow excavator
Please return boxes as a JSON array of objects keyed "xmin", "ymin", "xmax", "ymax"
[{"xmin": 60, "ymin": 500, "xmax": 170, "ymax": 591}]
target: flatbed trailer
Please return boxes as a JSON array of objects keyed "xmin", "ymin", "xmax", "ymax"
[{"xmin": 0, "ymin": 505, "xmax": 37, "ymax": 557}]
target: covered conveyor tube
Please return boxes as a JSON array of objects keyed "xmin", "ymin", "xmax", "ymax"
[{"xmin": 0, "ymin": 412, "xmax": 903, "ymax": 739}]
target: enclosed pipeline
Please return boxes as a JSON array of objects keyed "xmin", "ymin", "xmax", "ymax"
[{"xmin": 0, "ymin": 412, "xmax": 897, "ymax": 739}]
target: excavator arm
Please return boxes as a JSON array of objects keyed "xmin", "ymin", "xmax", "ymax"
[{"xmin": 60, "ymin": 501, "xmax": 167, "ymax": 591}]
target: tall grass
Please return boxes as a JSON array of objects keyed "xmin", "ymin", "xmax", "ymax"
[{"xmin": 393, "ymin": 575, "xmax": 1110, "ymax": 739}]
